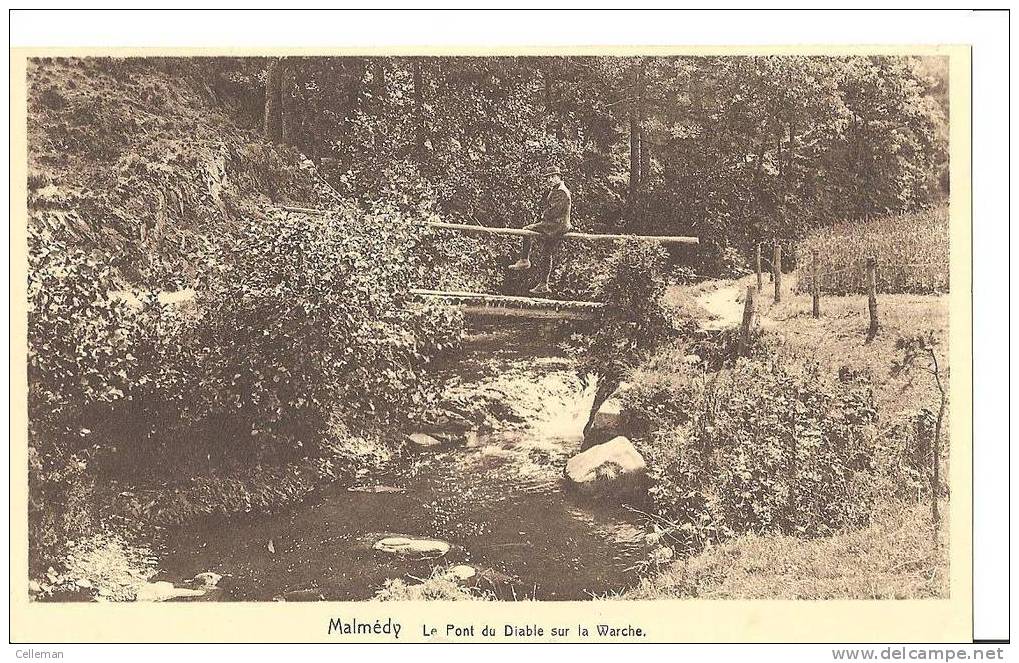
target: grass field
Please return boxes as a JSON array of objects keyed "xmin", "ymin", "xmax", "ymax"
[
  {"xmin": 796, "ymin": 206, "xmax": 949, "ymax": 295},
  {"xmin": 623, "ymin": 500, "xmax": 948, "ymax": 600},
  {"xmin": 630, "ymin": 277, "xmax": 951, "ymax": 600}
]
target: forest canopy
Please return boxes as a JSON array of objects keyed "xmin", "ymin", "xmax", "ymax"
[{"xmin": 189, "ymin": 54, "xmax": 947, "ymax": 272}]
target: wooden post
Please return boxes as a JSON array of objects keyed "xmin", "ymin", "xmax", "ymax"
[
  {"xmin": 755, "ymin": 243, "xmax": 763, "ymax": 293},
  {"xmin": 773, "ymin": 243, "xmax": 782, "ymax": 303},
  {"xmin": 811, "ymin": 250, "xmax": 820, "ymax": 318},
  {"xmin": 740, "ymin": 285, "xmax": 757, "ymax": 354},
  {"xmin": 866, "ymin": 256, "xmax": 878, "ymax": 338}
]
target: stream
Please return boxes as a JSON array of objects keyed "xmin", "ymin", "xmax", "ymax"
[{"xmin": 156, "ymin": 321, "xmax": 650, "ymax": 601}]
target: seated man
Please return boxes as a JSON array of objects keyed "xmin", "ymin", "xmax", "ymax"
[{"xmin": 508, "ymin": 167, "xmax": 573, "ymax": 295}]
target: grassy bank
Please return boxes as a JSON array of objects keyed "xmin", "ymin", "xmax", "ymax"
[
  {"xmin": 624, "ymin": 500, "xmax": 948, "ymax": 600},
  {"xmin": 620, "ymin": 279, "xmax": 950, "ymax": 599}
]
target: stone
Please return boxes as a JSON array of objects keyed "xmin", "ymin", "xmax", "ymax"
[
  {"xmin": 444, "ymin": 565, "xmax": 477, "ymax": 581},
  {"xmin": 406, "ymin": 433, "xmax": 443, "ymax": 448},
  {"xmin": 565, "ymin": 436, "xmax": 647, "ymax": 491},
  {"xmin": 650, "ymin": 545, "xmax": 675, "ymax": 564},
  {"xmin": 194, "ymin": 572, "xmax": 222, "ymax": 588},
  {"xmin": 134, "ymin": 581, "xmax": 205, "ymax": 602},
  {"xmin": 372, "ymin": 536, "xmax": 451, "ymax": 559},
  {"xmin": 683, "ymin": 354, "xmax": 702, "ymax": 365}
]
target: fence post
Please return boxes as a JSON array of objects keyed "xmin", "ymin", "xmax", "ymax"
[
  {"xmin": 811, "ymin": 249, "xmax": 820, "ymax": 318},
  {"xmin": 773, "ymin": 243, "xmax": 782, "ymax": 303},
  {"xmin": 866, "ymin": 255, "xmax": 878, "ymax": 338},
  {"xmin": 755, "ymin": 243, "xmax": 763, "ymax": 293},
  {"xmin": 740, "ymin": 285, "xmax": 757, "ymax": 354}
]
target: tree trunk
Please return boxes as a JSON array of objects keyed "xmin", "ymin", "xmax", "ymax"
[
  {"xmin": 639, "ymin": 128, "xmax": 651, "ymax": 225},
  {"xmin": 280, "ymin": 59, "xmax": 295, "ymax": 146},
  {"xmin": 628, "ymin": 59, "xmax": 645, "ymax": 226},
  {"xmin": 263, "ymin": 57, "xmax": 284, "ymax": 143},
  {"xmin": 542, "ymin": 61, "xmax": 563, "ymax": 140},
  {"xmin": 413, "ymin": 60, "xmax": 427, "ymax": 160},
  {"xmin": 346, "ymin": 58, "xmax": 365, "ymax": 119},
  {"xmin": 371, "ymin": 59, "xmax": 387, "ymax": 153}
]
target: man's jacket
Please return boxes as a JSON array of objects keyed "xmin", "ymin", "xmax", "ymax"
[{"xmin": 529, "ymin": 182, "xmax": 572, "ymax": 235}]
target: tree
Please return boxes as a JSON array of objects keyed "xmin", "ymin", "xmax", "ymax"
[
  {"xmin": 263, "ymin": 57, "xmax": 284, "ymax": 143},
  {"xmin": 627, "ymin": 58, "xmax": 645, "ymax": 226}
]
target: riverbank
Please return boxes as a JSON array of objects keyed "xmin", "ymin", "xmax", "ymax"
[
  {"xmin": 34, "ymin": 320, "xmax": 656, "ymax": 602},
  {"xmin": 620, "ymin": 279, "xmax": 951, "ymax": 600},
  {"xmin": 623, "ymin": 499, "xmax": 948, "ymax": 600}
]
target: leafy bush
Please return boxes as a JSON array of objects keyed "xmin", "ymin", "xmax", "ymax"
[
  {"xmin": 624, "ymin": 355, "xmax": 879, "ymax": 547},
  {"xmin": 374, "ymin": 566, "xmax": 493, "ymax": 601},
  {"xmin": 193, "ymin": 208, "xmax": 458, "ymax": 461},
  {"xmin": 580, "ymin": 240, "xmax": 676, "ymax": 384},
  {"xmin": 27, "ymin": 206, "xmax": 464, "ymax": 567}
]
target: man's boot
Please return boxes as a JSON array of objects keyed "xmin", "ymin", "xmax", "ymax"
[
  {"xmin": 529, "ymin": 282, "xmax": 551, "ymax": 295},
  {"xmin": 508, "ymin": 259, "xmax": 532, "ymax": 271}
]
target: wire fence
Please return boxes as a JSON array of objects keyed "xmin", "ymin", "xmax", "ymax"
[
  {"xmin": 794, "ymin": 254, "xmax": 950, "ymax": 296},
  {"xmin": 744, "ymin": 242, "xmax": 949, "ymax": 340}
]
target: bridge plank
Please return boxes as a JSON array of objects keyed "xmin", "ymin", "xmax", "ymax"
[
  {"xmin": 277, "ymin": 206, "xmax": 698, "ymax": 245},
  {"xmin": 409, "ymin": 288, "xmax": 604, "ymax": 321}
]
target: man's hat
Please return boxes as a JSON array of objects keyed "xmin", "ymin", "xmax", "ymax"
[{"xmin": 542, "ymin": 166, "xmax": 562, "ymax": 177}]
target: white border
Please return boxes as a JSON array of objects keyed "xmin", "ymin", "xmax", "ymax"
[{"xmin": 5, "ymin": 6, "xmax": 1011, "ymax": 655}]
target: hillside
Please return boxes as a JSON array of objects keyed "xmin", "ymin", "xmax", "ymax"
[{"xmin": 26, "ymin": 57, "xmax": 331, "ymax": 287}]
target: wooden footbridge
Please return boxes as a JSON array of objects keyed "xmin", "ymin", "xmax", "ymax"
[
  {"xmin": 409, "ymin": 289, "xmax": 606, "ymax": 321},
  {"xmin": 279, "ymin": 205, "xmax": 699, "ymax": 321}
]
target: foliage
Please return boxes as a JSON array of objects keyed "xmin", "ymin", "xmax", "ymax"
[
  {"xmin": 891, "ymin": 331, "xmax": 948, "ymax": 541},
  {"xmin": 623, "ymin": 355, "xmax": 879, "ymax": 549},
  {"xmin": 194, "ymin": 208, "xmax": 458, "ymax": 458},
  {"xmin": 373, "ymin": 567, "xmax": 494, "ymax": 601},
  {"xmin": 622, "ymin": 501, "xmax": 948, "ymax": 600},
  {"xmin": 167, "ymin": 54, "xmax": 947, "ymax": 283},
  {"xmin": 30, "ymin": 532, "xmax": 157, "ymax": 602},
  {"xmin": 796, "ymin": 206, "xmax": 949, "ymax": 295},
  {"xmin": 580, "ymin": 240, "xmax": 676, "ymax": 385},
  {"xmin": 26, "ymin": 207, "xmax": 463, "ymax": 567}
]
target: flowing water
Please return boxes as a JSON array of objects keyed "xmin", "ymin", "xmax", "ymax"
[{"xmin": 157, "ymin": 321, "xmax": 650, "ymax": 601}]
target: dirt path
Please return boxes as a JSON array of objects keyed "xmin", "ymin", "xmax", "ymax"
[
  {"xmin": 673, "ymin": 274, "xmax": 790, "ymax": 331},
  {"xmin": 693, "ymin": 277, "xmax": 753, "ymax": 331}
]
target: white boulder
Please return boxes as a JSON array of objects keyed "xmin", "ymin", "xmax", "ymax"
[
  {"xmin": 194, "ymin": 572, "xmax": 222, "ymax": 588},
  {"xmin": 443, "ymin": 565, "xmax": 477, "ymax": 581},
  {"xmin": 406, "ymin": 433, "xmax": 443, "ymax": 448},
  {"xmin": 565, "ymin": 436, "xmax": 647, "ymax": 490},
  {"xmin": 373, "ymin": 536, "xmax": 450, "ymax": 559}
]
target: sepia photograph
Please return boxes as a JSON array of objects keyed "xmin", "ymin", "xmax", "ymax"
[{"xmin": 22, "ymin": 49, "xmax": 957, "ymax": 607}]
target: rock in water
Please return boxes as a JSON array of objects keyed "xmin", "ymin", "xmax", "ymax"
[
  {"xmin": 444, "ymin": 565, "xmax": 477, "ymax": 581},
  {"xmin": 194, "ymin": 572, "xmax": 222, "ymax": 588},
  {"xmin": 406, "ymin": 433, "xmax": 443, "ymax": 448},
  {"xmin": 372, "ymin": 536, "xmax": 451, "ymax": 559},
  {"xmin": 565, "ymin": 436, "xmax": 647, "ymax": 492},
  {"xmin": 134, "ymin": 581, "xmax": 205, "ymax": 602}
]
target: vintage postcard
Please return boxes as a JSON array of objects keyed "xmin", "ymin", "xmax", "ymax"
[{"xmin": 10, "ymin": 42, "xmax": 973, "ymax": 643}]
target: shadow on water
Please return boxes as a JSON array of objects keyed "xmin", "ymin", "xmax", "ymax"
[{"xmin": 158, "ymin": 320, "xmax": 651, "ymax": 601}]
